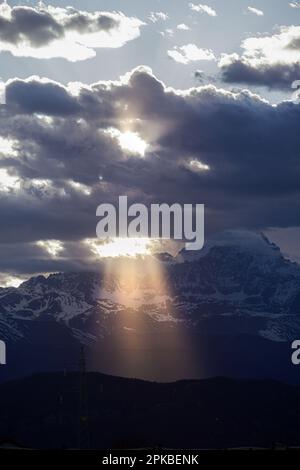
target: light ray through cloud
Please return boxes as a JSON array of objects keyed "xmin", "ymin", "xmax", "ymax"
[{"xmin": 91, "ymin": 247, "xmax": 194, "ymax": 380}]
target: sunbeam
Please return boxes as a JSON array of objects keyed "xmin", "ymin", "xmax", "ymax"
[{"xmin": 89, "ymin": 248, "xmax": 194, "ymax": 381}]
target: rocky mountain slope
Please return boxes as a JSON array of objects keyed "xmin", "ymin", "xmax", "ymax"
[{"xmin": 1, "ymin": 231, "xmax": 300, "ymax": 382}]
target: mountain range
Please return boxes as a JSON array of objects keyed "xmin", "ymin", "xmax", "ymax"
[{"xmin": 1, "ymin": 230, "xmax": 300, "ymax": 383}]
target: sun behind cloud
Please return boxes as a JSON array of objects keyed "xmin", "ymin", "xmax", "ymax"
[
  {"xmin": 105, "ymin": 128, "xmax": 149, "ymax": 157},
  {"xmin": 86, "ymin": 238, "xmax": 153, "ymax": 258}
]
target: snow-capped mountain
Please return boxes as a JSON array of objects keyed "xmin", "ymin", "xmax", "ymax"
[
  {"xmin": 1, "ymin": 230, "xmax": 300, "ymax": 383},
  {"xmin": 173, "ymin": 230, "xmax": 300, "ymax": 341}
]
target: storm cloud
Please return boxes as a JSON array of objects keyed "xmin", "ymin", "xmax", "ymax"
[{"xmin": 1, "ymin": 66, "xmax": 300, "ymax": 275}]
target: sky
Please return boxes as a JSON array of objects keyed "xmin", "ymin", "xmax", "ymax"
[{"xmin": 0, "ymin": 0, "xmax": 300, "ymax": 285}]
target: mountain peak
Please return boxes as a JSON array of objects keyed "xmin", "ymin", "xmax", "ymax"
[{"xmin": 177, "ymin": 230, "xmax": 281, "ymax": 263}]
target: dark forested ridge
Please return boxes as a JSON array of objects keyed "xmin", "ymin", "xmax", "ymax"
[{"xmin": 0, "ymin": 372, "xmax": 300, "ymax": 450}]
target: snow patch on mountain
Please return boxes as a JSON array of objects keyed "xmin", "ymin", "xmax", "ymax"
[
  {"xmin": 177, "ymin": 230, "xmax": 283, "ymax": 263},
  {"xmin": 1, "ymin": 230, "xmax": 300, "ymax": 344}
]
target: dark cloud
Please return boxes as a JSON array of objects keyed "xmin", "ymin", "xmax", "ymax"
[
  {"xmin": 0, "ymin": 6, "xmax": 63, "ymax": 47},
  {"xmin": 1, "ymin": 67, "xmax": 300, "ymax": 275},
  {"xmin": 6, "ymin": 78, "xmax": 82, "ymax": 115},
  {"xmin": 0, "ymin": 4, "xmax": 143, "ymax": 61},
  {"xmin": 220, "ymin": 58, "xmax": 300, "ymax": 90},
  {"xmin": 0, "ymin": 239, "xmax": 106, "ymax": 277},
  {"xmin": 64, "ymin": 8, "xmax": 118, "ymax": 34},
  {"xmin": 0, "ymin": 5, "xmax": 120, "ymax": 47},
  {"xmin": 219, "ymin": 27, "xmax": 300, "ymax": 90}
]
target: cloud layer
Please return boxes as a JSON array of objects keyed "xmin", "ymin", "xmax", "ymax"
[
  {"xmin": 0, "ymin": 3, "xmax": 144, "ymax": 61},
  {"xmin": 247, "ymin": 6, "xmax": 264, "ymax": 16},
  {"xmin": 168, "ymin": 44, "xmax": 216, "ymax": 64},
  {"xmin": 1, "ymin": 67, "xmax": 300, "ymax": 275},
  {"xmin": 189, "ymin": 3, "xmax": 217, "ymax": 17},
  {"xmin": 220, "ymin": 26, "xmax": 300, "ymax": 89}
]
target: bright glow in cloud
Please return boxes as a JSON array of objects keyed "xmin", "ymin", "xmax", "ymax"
[
  {"xmin": 189, "ymin": 159, "xmax": 210, "ymax": 171},
  {"xmin": 68, "ymin": 180, "xmax": 92, "ymax": 196},
  {"xmin": 0, "ymin": 168, "xmax": 20, "ymax": 192},
  {"xmin": 247, "ymin": 6, "xmax": 264, "ymax": 16},
  {"xmin": 0, "ymin": 275, "xmax": 26, "ymax": 288},
  {"xmin": 0, "ymin": 137, "xmax": 17, "ymax": 156},
  {"xmin": 86, "ymin": 238, "xmax": 153, "ymax": 258},
  {"xmin": 37, "ymin": 240, "xmax": 64, "ymax": 257},
  {"xmin": 106, "ymin": 128, "xmax": 148, "ymax": 157},
  {"xmin": 189, "ymin": 3, "xmax": 217, "ymax": 16},
  {"xmin": 168, "ymin": 44, "xmax": 216, "ymax": 64},
  {"xmin": 290, "ymin": 2, "xmax": 300, "ymax": 8}
]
